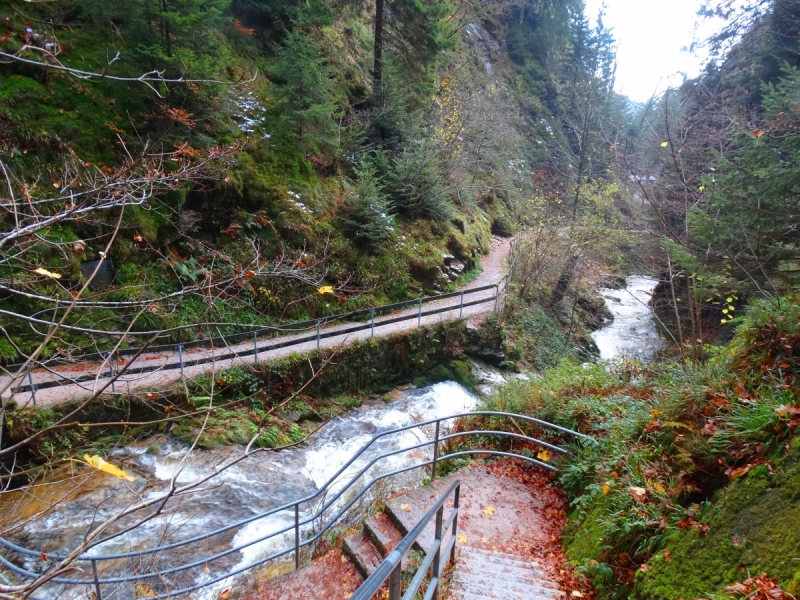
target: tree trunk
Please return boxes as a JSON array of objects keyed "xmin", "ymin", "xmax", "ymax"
[{"xmin": 551, "ymin": 254, "xmax": 580, "ymax": 307}]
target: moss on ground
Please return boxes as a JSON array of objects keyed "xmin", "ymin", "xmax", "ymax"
[{"xmin": 635, "ymin": 438, "xmax": 800, "ymax": 599}]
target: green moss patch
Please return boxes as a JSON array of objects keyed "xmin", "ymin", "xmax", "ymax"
[{"xmin": 635, "ymin": 445, "xmax": 800, "ymax": 599}]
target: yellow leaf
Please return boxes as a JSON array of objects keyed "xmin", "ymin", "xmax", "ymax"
[
  {"xmin": 537, "ymin": 450, "xmax": 551, "ymax": 462},
  {"xmin": 318, "ymin": 286, "xmax": 334, "ymax": 295},
  {"xmin": 34, "ymin": 268, "xmax": 62, "ymax": 279},
  {"xmin": 698, "ymin": 186, "xmax": 705, "ymax": 191},
  {"xmin": 82, "ymin": 454, "xmax": 136, "ymax": 481},
  {"xmin": 482, "ymin": 506, "xmax": 496, "ymax": 516},
  {"xmin": 602, "ymin": 484, "xmax": 610, "ymax": 495},
  {"xmin": 654, "ymin": 483, "xmax": 666, "ymax": 494},
  {"xmin": 660, "ymin": 141, "xmax": 669, "ymax": 147},
  {"xmin": 135, "ymin": 584, "xmax": 157, "ymax": 598},
  {"xmin": 458, "ymin": 533, "xmax": 468, "ymax": 544}
]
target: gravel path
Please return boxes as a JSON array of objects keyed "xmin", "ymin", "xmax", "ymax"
[{"xmin": 1, "ymin": 238, "xmax": 512, "ymax": 408}]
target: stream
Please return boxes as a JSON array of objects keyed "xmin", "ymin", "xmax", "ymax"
[
  {"xmin": 0, "ymin": 382, "xmax": 477, "ymax": 598},
  {"xmin": 0, "ymin": 276, "xmax": 662, "ymax": 598},
  {"xmin": 591, "ymin": 275, "xmax": 662, "ymax": 362}
]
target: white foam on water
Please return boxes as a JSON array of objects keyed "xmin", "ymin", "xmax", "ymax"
[
  {"xmin": 6, "ymin": 381, "xmax": 480, "ymax": 598},
  {"xmin": 592, "ymin": 276, "xmax": 662, "ymax": 362}
]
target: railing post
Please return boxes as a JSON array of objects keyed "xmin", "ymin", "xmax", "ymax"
[
  {"xmin": 103, "ymin": 352, "xmax": 115, "ymax": 393},
  {"xmin": 177, "ymin": 344, "xmax": 184, "ymax": 377},
  {"xmin": 451, "ymin": 484, "xmax": 460, "ymax": 563},
  {"xmin": 91, "ymin": 559, "xmax": 102, "ymax": 600},
  {"xmin": 431, "ymin": 420, "xmax": 440, "ymax": 480},
  {"xmin": 370, "ymin": 309, "xmax": 375, "ymax": 337},
  {"xmin": 316, "ymin": 321, "xmax": 321, "ymax": 350},
  {"xmin": 253, "ymin": 332, "xmax": 258, "ymax": 359},
  {"xmin": 494, "ymin": 284, "xmax": 500, "ymax": 312},
  {"xmin": 388, "ymin": 563, "xmax": 402, "ymax": 600},
  {"xmin": 418, "ymin": 299, "xmax": 422, "ymax": 327},
  {"xmin": 27, "ymin": 372, "xmax": 36, "ymax": 406},
  {"xmin": 294, "ymin": 503, "xmax": 300, "ymax": 569},
  {"xmin": 431, "ymin": 505, "xmax": 444, "ymax": 598},
  {"xmin": 459, "ymin": 290, "xmax": 464, "ymax": 319}
]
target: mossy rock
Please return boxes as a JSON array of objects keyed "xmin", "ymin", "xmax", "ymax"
[
  {"xmin": 414, "ymin": 364, "xmax": 455, "ymax": 387},
  {"xmin": 412, "ymin": 360, "xmax": 476, "ymax": 390},
  {"xmin": 449, "ymin": 360, "xmax": 475, "ymax": 390},
  {"xmin": 634, "ymin": 444, "xmax": 800, "ymax": 599}
]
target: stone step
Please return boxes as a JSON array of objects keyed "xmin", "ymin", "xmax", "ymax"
[
  {"xmin": 384, "ymin": 482, "xmax": 457, "ymax": 553},
  {"xmin": 364, "ymin": 512, "xmax": 404, "ymax": 556},
  {"xmin": 451, "ymin": 547, "xmax": 565, "ymax": 600},
  {"xmin": 342, "ymin": 531, "xmax": 384, "ymax": 579},
  {"xmin": 455, "ymin": 558, "xmax": 557, "ymax": 590},
  {"xmin": 451, "ymin": 577, "xmax": 565, "ymax": 600},
  {"xmin": 450, "ymin": 590, "xmax": 563, "ymax": 600},
  {"xmin": 460, "ymin": 547, "xmax": 561, "ymax": 584}
]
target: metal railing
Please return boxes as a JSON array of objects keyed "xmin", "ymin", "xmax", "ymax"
[
  {"xmin": 351, "ymin": 480, "xmax": 461, "ymax": 600},
  {"xmin": 0, "ymin": 410, "xmax": 591, "ymax": 600},
  {"xmin": 9, "ymin": 238, "xmax": 519, "ymax": 398}
]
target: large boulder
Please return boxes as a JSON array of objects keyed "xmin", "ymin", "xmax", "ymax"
[{"xmin": 464, "ymin": 320, "xmax": 506, "ymax": 366}]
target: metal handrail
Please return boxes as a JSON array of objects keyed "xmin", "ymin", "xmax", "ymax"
[
  {"xmin": 11, "ymin": 283, "xmax": 504, "ymax": 396},
  {"xmin": 10, "ymin": 236, "xmax": 521, "ymax": 398},
  {"xmin": 0, "ymin": 411, "xmax": 587, "ymax": 561},
  {"xmin": 0, "ymin": 410, "xmax": 590, "ymax": 599},
  {"xmin": 351, "ymin": 480, "xmax": 461, "ymax": 600}
]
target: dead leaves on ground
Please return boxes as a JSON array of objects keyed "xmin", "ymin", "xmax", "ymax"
[{"xmin": 726, "ymin": 573, "xmax": 793, "ymax": 599}]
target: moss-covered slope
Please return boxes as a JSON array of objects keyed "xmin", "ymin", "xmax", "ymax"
[{"xmin": 635, "ymin": 437, "xmax": 800, "ymax": 599}]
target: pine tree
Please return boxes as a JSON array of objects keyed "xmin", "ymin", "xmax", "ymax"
[
  {"xmin": 341, "ymin": 157, "xmax": 395, "ymax": 252},
  {"xmin": 267, "ymin": 27, "xmax": 339, "ymax": 154}
]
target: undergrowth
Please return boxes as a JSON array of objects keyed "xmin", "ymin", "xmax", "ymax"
[{"xmin": 480, "ymin": 294, "xmax": 800, "ymax": 598}]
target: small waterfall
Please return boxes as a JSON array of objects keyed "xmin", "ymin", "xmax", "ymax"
[{"xmin": 591, "ymin": 276, "xmax": 662, "ymax": 362}]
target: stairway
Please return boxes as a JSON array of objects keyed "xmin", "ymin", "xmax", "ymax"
[
  {"xmin": 449, "ymin": 546, "xmax": 566, "ymax": 600},
  {"xmin": 342, "ymin": 511, "xmax": 406, "ymax": 578}
]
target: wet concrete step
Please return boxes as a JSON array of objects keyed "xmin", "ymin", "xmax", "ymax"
[
  {"xmin": 342, "ymin": 531, "xmax": 384, "ymax": 579},
  {"xmin": 384, "ymin": 480, "xmax": 458, "ymax": 553},
  {"xmin": 364, "ymin": 512, "xmax": 404, "ymax": 556},
  {"xmin": 450, "ymin": 546, "xmax": 565, "ymax": 600}
]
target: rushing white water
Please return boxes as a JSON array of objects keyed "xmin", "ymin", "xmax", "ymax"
[
  {"xmin": 591, "ymin": 275, "xmax": 662, "ymax": 362},
  {"xmin": 1, "ymin": 381, "xmax": 477, "ymax": 597}
]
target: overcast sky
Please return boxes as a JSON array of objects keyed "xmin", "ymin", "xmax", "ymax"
[{"xmin": 583, "ymin": 0, "xmax": 724, "ymax": 102}]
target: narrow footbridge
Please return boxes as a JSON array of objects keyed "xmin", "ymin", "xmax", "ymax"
[{"xmin": 1, "ymin": 239, "xmax": 517, "ymax": 408}]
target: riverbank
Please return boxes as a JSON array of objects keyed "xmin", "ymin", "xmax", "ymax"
[{"xmin": 484, "ymin": 294, "xmax": 800, "ymax": 599}]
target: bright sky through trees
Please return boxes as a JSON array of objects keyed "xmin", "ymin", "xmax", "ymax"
[{"xmin": 584, "ymin": 0, "xmax": 723, "ymax": 102}]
